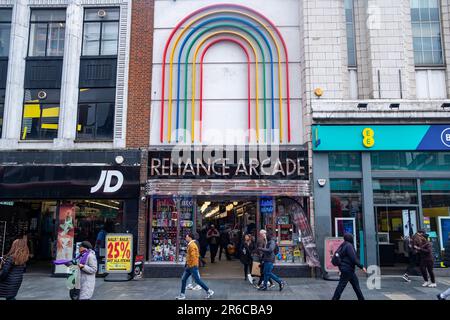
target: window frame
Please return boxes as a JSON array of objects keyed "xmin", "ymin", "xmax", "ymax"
[
  {"xmin": 81, "ymin": 7, "xmax": 120, "ymax": 57},
  {"xmin": 411, "ymin": 0, "xmax": 446, "ymax": 67},
  {"xmin": 27, "ymin": 8, "xmax": 67, "ymax": 58},
  {"xmin": 76, "ymin": 87, "xmax": 116, "ymax": 141},
  {"xmin": 0, "ymin": 8, "xmax": 12, "ymax": 58}
]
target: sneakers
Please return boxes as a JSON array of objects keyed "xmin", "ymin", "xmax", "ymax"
[
  {"xmin": 422, "ymin": 281, "xmax": 430, "ymax": 287},
  {"xmin": 437, "ymin": 294, "xmax": 445, "ymax": 300},
  {"xmin": 279, "ymin": 281, "xmax": 286, "ymax": 291},
  {"xmin": 428, "ymin": 283, "xmax": 437, "ymax": 288},
  {"xmin": 175, "ymin": 294, "xmax": 186, "ymax": 300},
  {"xmin": 206, "ymin": 289, "xmax": 214, "ymax": 299},
  {"xmin": 258, "ymin": 286, "xmax": 268, "ymax": 291},
  {"xmin": 186, "ymin": 284, "xmax": 194, "ymax": 290},
  {"xmin": 247, "ymin": 274, "xmax": 254, "ymax": 284},
  {"xmin": 269, "ymin": 282, "xmax": 276, "ymax": 289},
  {"xmin": 192, "ymin": 285, "xmax": 202, "ymax": 291},
  {"xmin": 402, "ymin": 274, "xmax": 411, "ymax": 283}
]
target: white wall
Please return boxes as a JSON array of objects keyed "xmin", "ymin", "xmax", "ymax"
[{"xmin": 150, "ymin": 0, "xmax": 303, "ymax": 146}]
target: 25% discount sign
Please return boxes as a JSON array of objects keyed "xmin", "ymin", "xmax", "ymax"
[{"xmin": 105, "ymin": 234, "xmax": 133, "ymax": 273}]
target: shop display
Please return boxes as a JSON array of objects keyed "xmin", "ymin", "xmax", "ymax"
[
  {"xmin": 178, "ymin": 197, "xmax": 194, "ymax": 263},
  {"xmin": 151, "ymin": 198, "xmax": 178, "ymax": 262}
]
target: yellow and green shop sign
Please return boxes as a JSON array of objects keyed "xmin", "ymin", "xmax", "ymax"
[{"xmin": 313, "ymin": 125, "xmax": 450, "ymax": 151}]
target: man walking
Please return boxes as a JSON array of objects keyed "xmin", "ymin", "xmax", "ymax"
[
  {"xmin": 257, "ymin": 231, "xmax": 285, "ymax": 291},
  {"xmin": 176, "ymin": 233, "xmax": 214, "ymax": 300},
  {"xmin": 332, "ymin": 233, "xmax": 367, "ymax": 300}
]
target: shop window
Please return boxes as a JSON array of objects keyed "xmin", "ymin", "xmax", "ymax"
[
  {"xmin": 421, "ymin": 179, "xmax": 450, "ymax": 264},
  {"xmin": 77, "ymin": 88, "xmax": 115, "ymax": 141},
  {"xmin": 329, "ymin": 152, "xmax": 361, "ymax": 172},
  {"xmin": 82, "ymin": 8, "xmax": 119, "ymax": 56},
  {"xmin": 0, "ymin": 9, "xmax": 12, "ymax": 57},
  {"xmin": 151, "ymin": 196, "xmax": 194, "ymax": 263},
  {"xmin": 20, "ymin": 89, "xmax": 60, "ymax": 140},
  {"xmin": 28, "ymin": 9, "xmax": 66, "ymax": 57},
  {"xmin": 373, "ymin": 179, "xmax": 418, "ymax": 205},
  {"xmin": 371, "ymin": 151, "xmax": 450, "ymax": 171},
  {"xmin": 330, "ymin": 179, "xmax": 364, "ymax": 262}
]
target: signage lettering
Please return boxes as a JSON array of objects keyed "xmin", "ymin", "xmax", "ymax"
[{"xmin": 90, "ymin": 170, "xmax": 124, "ymax": 193}]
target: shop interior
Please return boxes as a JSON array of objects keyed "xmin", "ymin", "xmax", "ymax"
[
  {"xmin": 0, "ymin": 200, "xmax": 124, "ymax": 273},
  {"xmin": 149, "ymin": 196, "xmax": 307, "ymax": 279}
]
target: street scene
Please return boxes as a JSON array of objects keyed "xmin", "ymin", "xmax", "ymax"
[{"xmin": 1, "ymin": 0, "xmax": 450, "ymax": 305}]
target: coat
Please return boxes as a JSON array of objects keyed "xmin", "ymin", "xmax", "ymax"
[
  {"xmin": 79, "ymin": 251, "xmax": 97, "ymax": 300},
  {"xmin": 0, "ymin": 257, "xmax": 26, "ymax": 298},
  {"xmin": 338, "ymin": 241, "xmax": 364, "ymax": 273},
  {"xmin": 239, "ymin": 241, "xmax": 255, "ymax": 265},
  {"xmin": 260, "ymin": 239, "xmax": 277, "ymax": 263},
  {"xmin": 186, "ymin": 240, "xmax": 200, "ymax": 268}
]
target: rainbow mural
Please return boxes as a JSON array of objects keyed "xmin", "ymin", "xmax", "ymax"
[{"xmin": 160, "ymin": 3, "xmax": 292, "ymax": 144}]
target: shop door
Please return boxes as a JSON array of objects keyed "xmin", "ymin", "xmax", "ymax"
[{"xmin": 374, "ymin": 206, "xmax": 419, "ymax": 267}]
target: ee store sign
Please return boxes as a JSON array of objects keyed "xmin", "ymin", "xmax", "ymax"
[{"xmin": 441, "ymin": 128, "xmax": 450, "ymax": 148}]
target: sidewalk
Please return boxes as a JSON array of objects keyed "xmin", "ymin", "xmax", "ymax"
[{"xmin": 14, "ymin": 273, "xmax": 450, "ymax": 300}]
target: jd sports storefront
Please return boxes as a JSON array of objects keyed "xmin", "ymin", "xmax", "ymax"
[
  {"xmin": 313, "ymin": 125, "xmax": 450, "ymax": 272},
  {"xmin": 0, "ymin": 151, "xmax": 141, "ymax": 275},
  {"xmin": 145, "ymin": 146, "xmax": 319, "ymax": 278}
]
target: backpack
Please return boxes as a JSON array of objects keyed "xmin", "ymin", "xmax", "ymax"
[{"xmin": 331, "ymin": 243, "xmax": 345, "ymax": 267}]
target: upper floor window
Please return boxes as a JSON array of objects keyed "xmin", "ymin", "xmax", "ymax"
[
  {"xmin": 0, "ymin": 9, "xmax": 12, "ymax": 57},
  {"xmin": 345, "ymin": 0, "xmax": 356, "ymax": 67},
  {"xmin": 28, "ymin": 9, "xmax": 66, "ymax": 57},
  {"xmin": 411, "ymin": 0, "xmax": 444, "ymax": 66},
  {"xmin": 82, "ymin": 8, "xmax": 120, "ymax": 56}
]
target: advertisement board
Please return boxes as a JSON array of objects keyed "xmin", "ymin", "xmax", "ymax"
[
  {"xmin": 324, "ymin": 237, "xmax": 344, "ymax": 272},
  {"xmin": 105, "ymin": 233, "xmax": 133, "ymax": 273},
  {"xmin": 55, "ymin": 204, "xmax": 76, "ymax": 274}
]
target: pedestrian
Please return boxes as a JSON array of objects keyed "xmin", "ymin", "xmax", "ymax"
[
  {"xmin": 219, "ymin": 228, "xmax": 231, "ymax": 261},
  {"xmin": 0, "ymin": 238, "xmax": 29, "ymax": 300},
  {"xmin": 206, "ymin": 224, "xmax": 220, "ymax": 263},
  {"xmin": 176, "ymin": 233, "xmax": 214, "ymax": 300},
  {"xmin": 401, "ymin": 233, "xmax": 420, "ymax": 283},
  {"xmin": 199, "ymin": 226, "xmax": 208, "ymax": 266},
  {"xmin": 257, "ymin": 231, "xmax": 285, "ymax": 291},
  {"xmin": 253, "ymin": 229, "xmax": 273, "ymax": 289},
  {"xmin": 186, "ymin": 233, "xmax": 202, "ymax": 291},
  {"xmin": 331, "ymin": 233, "xmax": 367, "ymax": 300},
  {"xmin": 240, "ymin": 233, "xmax": 255, "ymax": 284},
  {"xmin": 414, "ymin": 230, "xmax": 437, "ymax": 288},
  {"xmin": 77, "ymin": 241, "xmax": 98, "ymax": 300},
  {"xmin": 437, "ymin": 234, "xmax": 450, "ymax": 300}
]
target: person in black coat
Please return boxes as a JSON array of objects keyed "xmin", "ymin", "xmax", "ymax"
[
  {"xmin": 219, "ymin": 229, "xmax": 231, "ymax": 261},
  {"xmin": 0, "ymin": 238, "xmax": 30, "ymax": 300},
  {"xmin": 239, "ymin": 234, "xmax": 255, "ymax": 283},
  {"xmin": 332, "ymin": 233, "xmax": 367, "ymax": 300}
]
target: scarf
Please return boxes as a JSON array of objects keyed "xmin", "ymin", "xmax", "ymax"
[{"xmin": 77, "ymin": 249, "xmax": 92, "ymax": 265}]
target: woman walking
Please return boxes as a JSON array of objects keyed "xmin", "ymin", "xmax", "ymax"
[
  {"xmin": 0, "ymin": 238, "xmax": 30, "ymax": 300},
  {"xmin": 240, "ymin": 234, "xmax": 255, "ymax": 284},
  {"xmin": 414, "ymin": 231, "xmax": 437, "ymax": 288},
  {"xmin": 77, "ymin": 241, "xmax": 98, "ymax": 300}
]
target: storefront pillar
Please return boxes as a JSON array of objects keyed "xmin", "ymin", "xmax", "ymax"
[
  {"xmin": 361, "ymin": 152, "xmax": 377, "ymax": 267},
  {"xmin": 417, "ymin": 178, "xmax": 425, "ymax": 231},
  {"xmin": 312, "ymin": 152, "xmax": 331, "ymax": 270}
]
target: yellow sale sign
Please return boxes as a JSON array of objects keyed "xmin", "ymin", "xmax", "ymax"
[{"xmin": 105, "ymin": 234, "xmax": 133, "ymax": 273}]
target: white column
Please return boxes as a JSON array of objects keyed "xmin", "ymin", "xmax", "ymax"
[
  {"xmin": 1, "ymin": 0, "xmax": 29, "ymax": 147},
  {"xmin": 55, "ymin": 0, "xmax": 83, "ymax": 149}
]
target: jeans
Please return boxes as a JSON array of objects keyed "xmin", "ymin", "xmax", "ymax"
[
  {"xmin": 440, "ymin": 287, "xmax": 450, "ymax": 299},
  {"xmin": 181, "ymin": 267, "xmax": 209, "ymax": 294},
  {"xmin": 420, "ymin": 260, "xmax": 435, "ymax": 283},
  {"xmin": 332, "ymin": 270, "xmax": 365, "ymax": 300},
  {"xmin": 263, "ymin": 262, "xmax": 282, "ymax": 287},
  {"xmin": 257, "ymin": 262, "xmax": 273, "ymax": 286},
  {"xmin": 209, "ymin": 244, "xmax": 219, "ymax": 263},
  {"xmin": 243, "ymin": 263, "xmax": 250, "ymax": 279}
]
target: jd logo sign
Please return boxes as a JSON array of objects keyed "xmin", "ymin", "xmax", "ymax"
[{"xmin": 90, "ymin": 170, "xmax": 124, "ymax": 193}]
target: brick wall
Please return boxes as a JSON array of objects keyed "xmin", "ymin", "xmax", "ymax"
[
  {"xmin": 126, "ymin": 0, "xmax": 154, "ymax": 257},
  {"xmin": 127, "ymin": 0, "xmax": 154, "ymax": 148}
]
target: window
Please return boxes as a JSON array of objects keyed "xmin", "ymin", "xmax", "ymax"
[
  {"xmin": 345, "ymin": 0, "xmax": 356, "ymax": 67},
  {"xmin": 0, "ymin": 9, "xmax": 12, "ymax": 57},
  {"xmin": 329, "ymin": 152, "xmax": 361, "ymax": 172},
  {"xmin": 411, "ymin": 0, "xmax": 444, "ymax": 65},
  {"xmin": 28, "ymin": 9, "xmax": 66, "ymax": 57},
  {"xmin": 21, "ymin": 89, "xmax": 60, "ymax": 140},
  {"xmin": 373, "ymin": 179, "xmax": 418, "ymax": 205},
  {"xmin": 371, "ymin": 152, "xmax": 450, "ymax": 171},
  {"xmin": 82, "ymin": 8, "xmax": 119, "ymax": 56},
  {"xmin": 77, "ymin": 88, "xmax": 115, "ymax": 140}
]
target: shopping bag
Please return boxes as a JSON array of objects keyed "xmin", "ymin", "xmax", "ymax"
[{"xmin": 251, "ymin": 261, "xmax": 261, "ymax": 277}]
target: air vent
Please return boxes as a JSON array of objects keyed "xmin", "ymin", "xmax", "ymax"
[
  {"xmin": 37, "ymin": 91, "xmax": 47, "ymax": 100},
  {"xmin": 98, "ymin": 9, "xmax": 107, "ymax": 18}
]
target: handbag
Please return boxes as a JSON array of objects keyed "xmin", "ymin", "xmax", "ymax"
[
  {"xmin": 251, "ymin": 261, "xmax": 261, "ymax": 277},
  {"xmin": 69, "ymin": 288, "xmax": 80, "ymax": 300}
]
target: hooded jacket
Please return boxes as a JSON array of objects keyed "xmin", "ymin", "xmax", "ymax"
[
  {"xmin": 338, "ymin": 234, "xmax": 364, "ymax": 273},
  {"xmin": 0, "ymin": 257, "xmax": 26, "ymax": 298}
]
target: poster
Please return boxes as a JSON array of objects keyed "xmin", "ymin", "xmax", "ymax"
[
  {"xmin": 439, "ymin": 217, "xmax": 450, "ymax": 251},
  {"xmin": 334, "ymin": 218, "xmax": 356, "ymax": 248},
  {"xmin": 55, "ymin": 204, "xmax": 76, "ymax": 274},
  {"xmin": 325, "ymin": 237, "xmax": 344, "ymax": 272},
  {"xmin": 402, "ymin": 210, "xmax": 418, "ymax": 238},
  {"xmin": 105, "ymin": 233, "xmax": 133, "ymax": 273}
]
